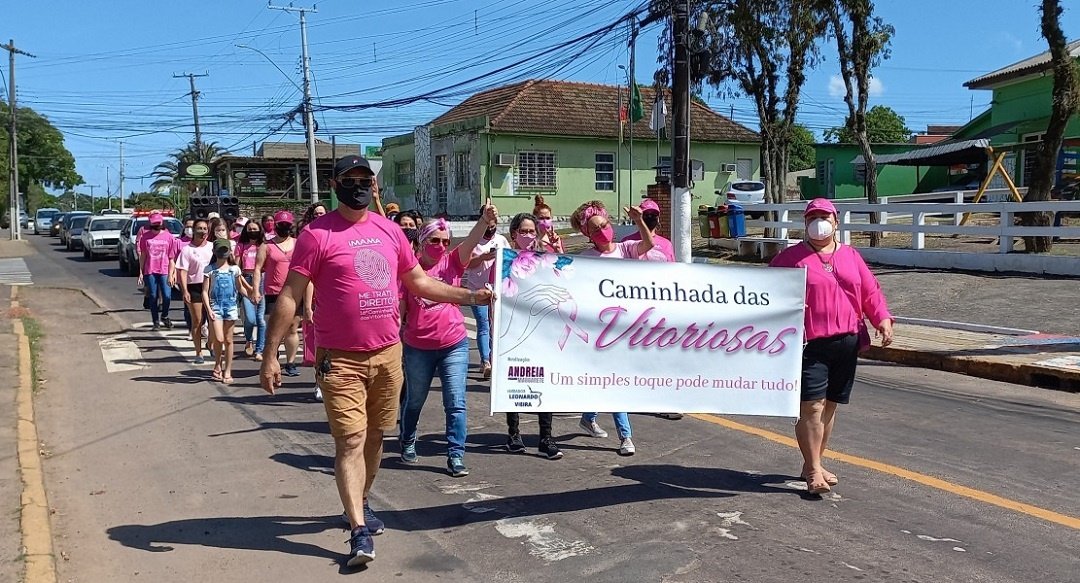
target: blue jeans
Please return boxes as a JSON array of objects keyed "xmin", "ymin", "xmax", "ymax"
[
  {"xmin": 241, "ymin": 274, "xmax": 266, "ymax": 352},
  {"xmin": 400, "ymin": 338, "xmax": 470, "ymax": 459},
  {"xmin": 145, "ymin": 273, "xmax": 171, "ymax": 324},
  {"xmin": 470, "ymin": 304, "xmax": 491, "ymax": 365},
  {"xmin": 581, "ymin": 412, "xmax": 632, "ymax": 439}
]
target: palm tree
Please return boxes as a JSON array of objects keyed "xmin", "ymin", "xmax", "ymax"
[{"xmin": 149, "ymin": 141, "xmax": 229, "ymax": 193}]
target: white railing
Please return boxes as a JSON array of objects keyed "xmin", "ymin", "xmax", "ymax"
[{"xmin": 745, "ymin": 200, "xmax": 1080, "ymax": 254}]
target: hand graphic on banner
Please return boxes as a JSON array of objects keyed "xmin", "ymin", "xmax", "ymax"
[{"xmin": 499, "ymin": 283, "xmax": 588, "ymax": 354}]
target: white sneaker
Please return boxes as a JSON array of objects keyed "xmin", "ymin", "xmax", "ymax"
[
  {"xmin": 314, "ymin": 386, "xmax": 323, "ymax": 402},
  {"xmin": 619, "ymin": 437, "xmax": 636, "ymax": 456},
  {"xmin": 578, "ymin": 418, "xmax": 608, "ymax": 438}
]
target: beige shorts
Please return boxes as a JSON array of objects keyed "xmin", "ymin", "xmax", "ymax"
[{"xmin": 315, "ymin": 343, "xmax": 403, "ymax": 437}]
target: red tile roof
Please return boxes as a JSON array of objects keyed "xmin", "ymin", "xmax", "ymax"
[{"xmin": 431, "ymin": 79, "xmax": 759, "ymax": 143}]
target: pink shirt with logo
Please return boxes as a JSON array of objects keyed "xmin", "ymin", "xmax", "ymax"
[
  {"xmin": 579, "ymin": 240, "xmax": 668, "ymax": 262},
  {"xmin": 290, "ymin": 211, "xmax": 418, "ymax": 352},
  {"xmin": 262, "ymin": 238, "xmax": 294, "ymax": 296},
  {"xmin": 621, "ymin": 232, "xmax": 676, "ymax": 261},
  {"xmin": 769, "ymin": 242, "xmax": 892, "ymax": 341},
  {"xmin": 138, "ymin": 229, "xmax": 177, "ymax": 275},
  {"xmin": 403, "ymin": 250, "xmax": 468, "ymax": 351},
  {"xmin": 236, "ymin": 242, "xmax": 260, "ymax": 271},
  {"xmin": 175, "ymin": 241, "xmax": 214, "ymax": 285}
]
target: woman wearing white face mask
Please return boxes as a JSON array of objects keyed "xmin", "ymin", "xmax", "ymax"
[{"xmin": 769, "ymin": 198, "xmax": 894, "ymax": 495}]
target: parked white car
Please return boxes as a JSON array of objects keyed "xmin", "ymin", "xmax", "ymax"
[
  {"xmin": 80, "ymin": 215, "xmax": 126, "ymax": 260},
  {"xmin": 715, "ymin": 180, "xmax": 766, "ymax": 217}
]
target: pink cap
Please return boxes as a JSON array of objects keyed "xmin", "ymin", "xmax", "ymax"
[
  {"xmin": 805, "ymin": 198, "xmax": 837, "ymax": 216},
  {"xmin": 148, "ymin": 212, "xmax": 164, "ymax": 225},
  {"xmin": 273, "ymin": 210, "xmax": 294, "ymax": 225},
  {"xmin": 640, "ymin": 198, "xmax": 660, "ymax": 213}
]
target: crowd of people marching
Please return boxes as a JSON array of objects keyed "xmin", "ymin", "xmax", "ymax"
[{"xmin": 135, "ymin": 154, "xmax": 893, "ymax": 568}]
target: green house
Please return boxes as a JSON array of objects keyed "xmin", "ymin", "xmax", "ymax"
[
  {"xmin": 801, "ymin": 143, "xmax": 953, "ymax": 200},
  {"xmin": 963, "ymin": 39, "xmax": 1080, "ymax": 188},
  {"xmin": 380, "ymin": 79, "xmax": 760, "ymax": 217}
]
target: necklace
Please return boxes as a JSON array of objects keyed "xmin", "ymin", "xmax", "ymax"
[{"xmin": 807, "ymin": 241, "xmax": 838, "ymax": 273}]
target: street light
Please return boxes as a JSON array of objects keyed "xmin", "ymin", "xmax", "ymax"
[{"xmin": 236, "ymin": 44, "xmax": 303, "ymax": 92}]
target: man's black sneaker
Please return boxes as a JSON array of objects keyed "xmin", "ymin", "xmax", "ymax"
[
  {"xmin": 363, "ymin": 501, "xmax": 385, "ymax": 535},
  {"xmin": 162, "ymin": 317, "xmax": 174, "ymax": 330},
  {"xmin": 151, "ymin": 322, "xmax": 161, "ymax": 331},
  {"xmin": 283, "ymin": 363, "xmax": 300, "ymax": 377},
  {"xmin": 346, "ymin": 526, "xmax": 375, "ymax": 567},
  {"xmin": 505, "ymin": 434, "xmax": 526, "ymax": 453},
  {"xmin": 539, "ymin": 440, "xmax": 564, "ymax": 460}
]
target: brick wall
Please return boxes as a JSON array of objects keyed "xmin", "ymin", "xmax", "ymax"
[{"xmin": 645, "ymin": 182, "xmax": 672, "ymax": 240}]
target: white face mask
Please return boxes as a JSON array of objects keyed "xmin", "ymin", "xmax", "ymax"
[
  {"xmin": 183, "ymin": 227, "xmax": 193, "ymax": 238},
  {"xmin": 806, "ymin": 218, "xmax": 835, "ymax": 240}
]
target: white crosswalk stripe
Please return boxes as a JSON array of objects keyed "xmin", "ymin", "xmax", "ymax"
[{"xmin": 0, "ymin": 257, "xmax": 33, "ymax": 285}]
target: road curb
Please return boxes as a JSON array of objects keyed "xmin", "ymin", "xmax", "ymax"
[
  {"xmin": 10, "ymin": 287, "xmax": 57, "ymax": 583},
  {"xmin": 866, "ymin": 345, "xmax": 1080, "ymax": 393}
]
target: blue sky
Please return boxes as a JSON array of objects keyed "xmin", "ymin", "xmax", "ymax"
[{"xmin": 6, "ymin": 0, "xmax": 1079, "ymax": 197}]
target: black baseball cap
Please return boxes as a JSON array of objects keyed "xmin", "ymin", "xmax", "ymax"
[{"xmin": 334, "ymin": 155, "xmax": 373, "ymax": 177}]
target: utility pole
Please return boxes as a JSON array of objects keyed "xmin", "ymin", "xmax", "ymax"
[
  {"xmin": 670, "ymin": 0, "xmax": 692, "ymax": 262},
  {"xmin": 105, "ymin": 167, "xmax": 111, "ymax": 212},
  {"xmin": 118, "ymin": 141, "xmax": 125, "ymax": 211},
  {"xmin": 86, "ymin": 185, "xmax": 98, "ymax": 212},
  {"xmin": 628, "ymin": 21, "xmax": 639, "ymax": 219},
  {"xmin": 269, "ymin": 2, "xmax": 320, "ymax": 203},
  {"xmin": 3, "ymin": 39, "xmax": 35, "ymax": 240},
  {"xmin": 173, "ymin": 72, "xmax": 208, "ymax": 154}
]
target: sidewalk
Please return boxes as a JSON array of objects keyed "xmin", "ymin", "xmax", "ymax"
[
  {"xmin": 868, "ymin": 321, "xmax": 1080, "ymax": 392},
  {"xmin": 0, "ymin": 288, "xmax": 24, "ymax": 582}
]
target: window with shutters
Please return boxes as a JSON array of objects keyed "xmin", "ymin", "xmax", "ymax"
[{"xmin": 454, "ymin": 151, "xmax": 471, "ymax": 189}]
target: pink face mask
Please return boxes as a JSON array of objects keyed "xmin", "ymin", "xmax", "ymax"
[
  {"xmin": 589, "ymin": 225, "xmax": 614, "ymax": 247},
  {"xmin": 515, "ymin": 232, "xmax": 537, "ymax": 250},
  {"xmin": 538, "ymin": 219, "xmax": 553, "ymax": 232},
  {"xmin": 424, "ymin": 243, "xmax": 447, "ymax": 261}
]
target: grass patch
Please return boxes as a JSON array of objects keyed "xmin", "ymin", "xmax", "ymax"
[{"xmin": 19, "ymin": 316, "xmax": 43, "ymax": 393}]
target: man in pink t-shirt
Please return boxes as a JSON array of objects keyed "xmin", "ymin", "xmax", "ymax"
[
  {"xmin": 258, "ymin": 155, "xmax": 494, "ymax": 568},
  {"xmin": 137, "ymin": 212, "xmax": 178, "ymax": 330}
]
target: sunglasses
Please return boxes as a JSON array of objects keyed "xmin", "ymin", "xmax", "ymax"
[
  {"xmin": 426, "ymin": 237, "xmax": 451, "ymax": 246},
  {"xmin": 339, "ymin": 177, "xmax": 373, "ymax": 189}
]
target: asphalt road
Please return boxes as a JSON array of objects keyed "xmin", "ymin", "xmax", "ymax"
[{"xmin": 16, "ymin": 232, "xmax": 1080, "ymax": 582}]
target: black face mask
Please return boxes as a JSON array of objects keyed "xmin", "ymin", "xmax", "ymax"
[
  {"xmin": 246, "ymin": 231, "xmax": 264, "ymax": 243},
  {"xmin": 484, "ymin": 227, "xmax": 497, "ymax": 239},
  {"xmin": 335, "ymin": 178, "xmax": 372, "ymax": 210},
  {"xmin": 402, "ymin": 228, "xmax": 419, "ymax": 244},
  {"xmin": 275, "ymin": 224, "xmax": 292, "ymax": 237},
  {"xmin": 643, "ymin": 214, "xmax": 660, "ymax": 231}
]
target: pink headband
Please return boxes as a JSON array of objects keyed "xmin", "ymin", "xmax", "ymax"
[
  {"xmin": 418, "ymin": 218, "xmax": 451, "ymax": 242},
  {"xmin": 579, "ymin": 205, "xmax": 608, "ymax": 235}
]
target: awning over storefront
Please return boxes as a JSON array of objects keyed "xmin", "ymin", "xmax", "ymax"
[{"xmin": 852, "ymin": 138, "xmax": 991, "ymax": 167}]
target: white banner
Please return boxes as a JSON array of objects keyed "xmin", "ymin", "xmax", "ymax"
[{"xmin": 491, "ymin": 249, "xmax": 806, "ymax": 417}]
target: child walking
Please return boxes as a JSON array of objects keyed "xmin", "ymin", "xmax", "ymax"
[{"xmin": 203, "ymin": 238, "xmax": 252, "ymax": 384}]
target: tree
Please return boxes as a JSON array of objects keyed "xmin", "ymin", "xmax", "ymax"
[
  {"xmin": 1, "ymin": 103, "xmax": 83, "ymax": 202},
  {"xmin": 1022, "ymin": 0, "xmax": 1080, "ymax": 253},
  {"xmin": 652, "ymin": 0, "xmax": 827, "ymax": 215},
  {"xmin": 824, "ymin": 105, "xmax": 911, "ymax": 144},
  {"xmin": 824, "ymin": 0, "xmax": 894, "ymax": 246},
  {"xmin": 149, "ymin": 141, "xmax": 228, "ymax": 193},
  {"xmin": 789, "ymin": 123, "xmax": 817, "ymax": 172}
]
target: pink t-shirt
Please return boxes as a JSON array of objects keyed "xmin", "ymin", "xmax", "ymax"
[
  {"xmin": 263, "ymin": 238, "xmax": 294, "ymax": 296},
  {"xmin": 175, "ymin": 241, "xmax": 214, "ymax": 285},
  {"xmin": 769, "ymin": 242, "xmax": 893, "ymax": 341},
  {"xmin": 403, "ymin": 250, "xmax": 468, "ymax": 350},
  {"xmin": 236, "ymin": 242, "xmax": 260, "ymax": 271},
  {"xmin": 290, "ymin": 211, "xmax": 418, "ymax": 352},
  {"xmin": 579, "ymin": 240, "xmax": 668, "ymax": 262},
  {"xmin": 138, "ymin": 229, "xmax": 177, "ymax": 275},
  {"xmin": 621, "ymin": 232, "xmax": 675, "ymax": 261}
]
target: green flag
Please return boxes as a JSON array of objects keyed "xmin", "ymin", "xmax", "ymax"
[{"xmin": 630, "ymin": 82, "xmax": 644, "ymax": 123}]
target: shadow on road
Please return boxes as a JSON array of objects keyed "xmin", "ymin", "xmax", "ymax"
[{"xmin": 106, "ymin": 515, "xmax": 343, "ymax": 561}]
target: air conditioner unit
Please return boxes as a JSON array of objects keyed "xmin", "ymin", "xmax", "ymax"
[
  {"xmin": 723, "ymin": 163, "xmax": 738, "ymax": 173},
  {"xmin": 495, "ymin": 153, "xmax": 516, "ymax": 167}
]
